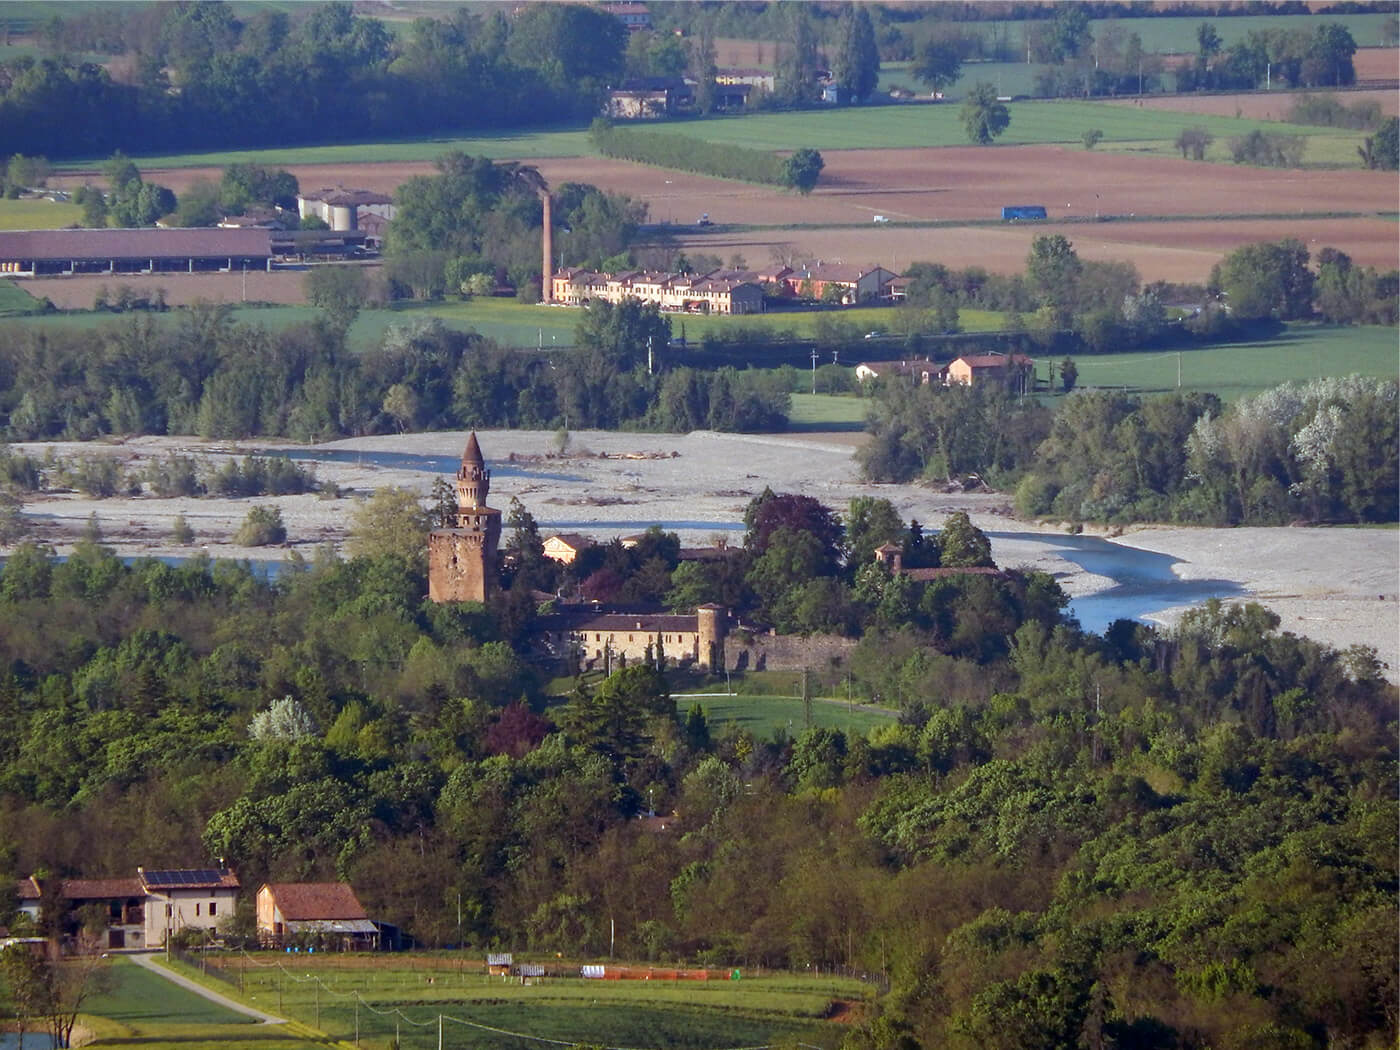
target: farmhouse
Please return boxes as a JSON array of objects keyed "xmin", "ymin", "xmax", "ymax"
[
  {"xmin": 542, "ymin": 533, "xmax": 596, "ymax": 564},
  {"xmin": 256, "ymin": 883, "xmax": 379, "ymax": 951},
  {"xmin": 945, "ymin": 352, "xmax": 1035, "ymax": 391},
  {"xmin": 785, "ymin": 264, "xmax": 895, "ymax": 304},
  {"xmin": 605, "ymin": 77, "xmax": 692, "ymax": 119},
  {"xmin": 855, "ymin": 359, "xmax": 936, "ymax": 385},
  {"xmin": 600, "ymin": 1, "xmax": 651, "ymax": 32},
  {"xmin": 14, "ymin": 866, "xmax": 240, "ymax": 949},
  {"xmin": 0, "ymin": 228, "xmax": 273, "ymax": 276},
  {"xmin": 716, "ymin": 68, "xmax": 776, "ymax": 93}
]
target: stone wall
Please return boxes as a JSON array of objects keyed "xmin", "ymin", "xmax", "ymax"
[{"xmin": 723, "ymin": 630, "xmax": 858, "ymax": 674}]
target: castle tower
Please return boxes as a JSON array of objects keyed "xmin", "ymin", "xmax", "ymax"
[
  {"xmin": 428, "ymin": 433, "xmax": 502, "ymax": 604},
  {"xmin": 696, "ymin": 603, "xmax": 727, "ymax": 672}
]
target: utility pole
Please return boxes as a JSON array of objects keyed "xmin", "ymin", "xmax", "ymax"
[
  {"xmin": 1177, "ymin": 351, "xmax": 1182, "ymax": 389},
  {"xmin": 810, "ymin": 348, "xmax": 818, "ymax": 394}
]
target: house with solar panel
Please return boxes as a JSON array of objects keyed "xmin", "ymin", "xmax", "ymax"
[
  {"xmin": 137, "ymin": 866, "xmax": 241, "ymax": 947},
  {"xmin": 14, "ymin": 865, "xmax": 239, "ymax": 949}
]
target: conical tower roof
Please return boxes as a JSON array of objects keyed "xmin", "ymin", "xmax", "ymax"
[{"xmin": 461, "ymin": 432, "xmax": 484, "ymax": 467}]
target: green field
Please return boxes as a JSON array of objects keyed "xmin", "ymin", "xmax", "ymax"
[
  {"xmin": 788, "ymin": 392, "xmax": 869, "ymax": 428},
  {"xmin": 2, "ymin": 298, "xmax": 1006, "ymax": 354},
  {"xmin": 77, "ymin": 958, "xmax": 324, "ymax": 1050},
  {"xmin": 51, "ymin": 91, "xmax": 1363, "ymax": 173},
  {"xmin": 898, "ymin": 11, "xmax": 1395, "ymax": 57},
  {"xmin": 187, "ymin": 954, "xmax": 867, "ymax": 1050},
  {"xmin": 1086, "ymin": 12, "xmax": 1396, "ymax": 53},
  {"xmin": 653, "ymin": 100, "xmax": 1353, "ymax": 154},
  {"xmin": 53, "ymin": 127, "xmax": 597, "ymax": 172},
  {"xmin": 0, "ymin": 197, "xmax": 82, "ymax": 230},
  {"xmin": 1068, "ymin": 324, "xmax": 1400, "ymax": 401},
  {"xmin": 688, "ymin": 692, "xmax": 896, "ymax": 738},
  {"xmin": 85, "ymin": 957, "xmax": 255, "ymax": 1027},
  {"xmin": 0, "ymin": 278, "xmax": 43, "ymax": 316}
]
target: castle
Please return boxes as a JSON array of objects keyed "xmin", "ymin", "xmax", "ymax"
[
  {"xmin": 427, "ymin": 432, "xmax": 502, "ymax": 604},
  {"xmin": 428, "ymin": 434, "xmax": 727, "ymax": 672}
]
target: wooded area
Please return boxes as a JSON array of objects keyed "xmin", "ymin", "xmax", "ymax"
[{"xmin": 0, "ymin": 491, "xmax": 1393, "ymax": 1050}]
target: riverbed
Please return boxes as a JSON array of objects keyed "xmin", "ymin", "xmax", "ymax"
[{"xmin": 9, "ymin": 430, "xmax": 1397, "ymax": 677}]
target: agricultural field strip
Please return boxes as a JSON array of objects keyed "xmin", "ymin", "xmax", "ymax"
[
  {"xmin": 654, "ymin": 210, "xmax": 1395, "ymax": 233},
  {"xmin": 211, "ymin": 953, "xmax": 862, "ymax": 1046},
  {"xmin": 45, "ymin": 101, "xmax": 1360, "ymax": 171}
]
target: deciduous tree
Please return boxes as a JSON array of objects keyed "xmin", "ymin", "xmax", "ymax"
[{"xmin": 960, "ymin": 82, "xmax": 1010, "ymax": 145}]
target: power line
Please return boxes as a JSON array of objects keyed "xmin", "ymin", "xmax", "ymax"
[{"xmin": 221, "ymin": 947, "xmax": 827, "ymax": 1050}]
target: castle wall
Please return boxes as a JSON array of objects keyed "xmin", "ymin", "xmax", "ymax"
[{"xmin": 723, "ymin": 631, "xmax": 858, "ymax": 674}]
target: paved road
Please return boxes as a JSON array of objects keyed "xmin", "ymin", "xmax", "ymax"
[{"xmin": 128, "ymin": 951, "xmax": 288, "ymax": 1025}]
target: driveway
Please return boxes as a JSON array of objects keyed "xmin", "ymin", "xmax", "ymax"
[{"xmin": 128, "ymin": 951, "xmax": 288, "ymax": 1025}]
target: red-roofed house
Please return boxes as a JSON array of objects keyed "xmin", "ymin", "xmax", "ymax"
[
  {"xmin": 944, "ymin": 351, "xmax": 1034, "ymax": 391},
  {"xmin": 138, "ymin": 867, "xmax": 240, "ymax": 947},
  {"xmin": 785, "ymin": 264, "xmax": 895, "ymax": 305},
  {"xmin": 257, "ymin": 883, "xmax": 379, "ymax": 951},
  {"xmin": 13, "ymin": 866, "xmax": 238, "ymax": 948}
]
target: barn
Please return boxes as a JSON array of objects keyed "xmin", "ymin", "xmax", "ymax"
[{"xmin": 0, "ymin": 228, "xmax": 273, "ymax": 276}]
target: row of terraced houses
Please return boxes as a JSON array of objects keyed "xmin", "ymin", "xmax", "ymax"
[{"xmin": 549, "ymin": 262, "xmax": 898, "ymax": 314}]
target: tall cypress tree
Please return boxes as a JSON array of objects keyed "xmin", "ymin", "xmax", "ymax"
[{"xmin": 833, "ymin": 4, "xmax": 880, "ymax": 104}]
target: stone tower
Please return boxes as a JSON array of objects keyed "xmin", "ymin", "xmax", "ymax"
[
  {"xmin": 428, "ymin": 432, "xmax": 502, "ymax": 604},
  {"xmin": 696, "ymin": 603, "xmax": 727, "ymax": 672}
]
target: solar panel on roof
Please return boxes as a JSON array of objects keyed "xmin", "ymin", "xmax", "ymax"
[{"xmin": 144, "ymin": 869, "xmax": 224, "ymax": 886}]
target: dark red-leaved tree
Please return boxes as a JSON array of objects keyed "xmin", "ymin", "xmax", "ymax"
[{"xmin": 484, "ymin": 700, "xmax": 552, "ymax": 759}]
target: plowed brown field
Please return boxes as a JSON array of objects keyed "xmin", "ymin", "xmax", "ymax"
[
  {"xmin": 22, "ymin": 269, "xmax": 312, "ymax": 309},
  {"xmin": 45, "ymin": 123, "xmax": 1397, "ymax": 288},
  {"xmin": 1104, "ymin": 86, "xmax": 1399, "ymax": 120}
]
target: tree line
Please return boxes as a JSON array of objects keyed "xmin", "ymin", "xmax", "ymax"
[
  {"xmin": 0, "ymin": 2, "xmax": 632, "ymax": 159},
  {"xmin": 0, "ymin": 300, "xmax": 791, "ymax": 445},
  {"xmin": 0, "ymin": 486, "xmax": 1392, "ymax": 1050},
  {"xmin": 860, "ymin": 371, "xmax": 1397, "ymax": 527},
  {"xmin": 589, "ymin": 120, "xmax": 825, "ymax": 194}
]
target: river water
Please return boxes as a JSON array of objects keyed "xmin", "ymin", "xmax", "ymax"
[
  {"xmin": 0, "ymin": 1035, "xmax": 57, "ymax": 1049},
  {"xmin": 266, "ymin": 445, "xmax": 1247, "ymax": 632},
  {"xmin": 988, "ymin": 531, "xmax": 1244, "ymax": 634}
]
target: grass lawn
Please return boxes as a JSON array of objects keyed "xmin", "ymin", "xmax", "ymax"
[
  {"xmin": 85, "ymin": 957, "xmax": 255, "ymax": 1027},
  {"xmin": 1067, "ymin": 324, "xmax": 1400, "ymax": 401},
  {"xmin": 788, "ymin": 392, "xmax": 870, "ymax": 428},
  {"xmin": 681, "ymin": 689, "xmax": 896, "ymax": 739},
  {"xmin": 79, "ymin": 957, "xmax": 330, "ymax": 1049},
  {"xmin": 0, "ymin": 197, "xmax": 82, "ymax": 230},
  {"xmin": 0, "ymin": 278, "xmax": 43, "ymax": 316},
  {"xmin": 212, "ymin": 955, "xmax": 866, "ymax": 1050}
]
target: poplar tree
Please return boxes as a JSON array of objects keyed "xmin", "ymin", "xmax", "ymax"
[{"xmin": 833, "ymin": 4, "xmax": 880, "ymax": 104}]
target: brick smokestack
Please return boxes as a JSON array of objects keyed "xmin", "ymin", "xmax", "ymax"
[{"xmin": 541, "ymin": 192, "xmax": 553, "ymax": 303}]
